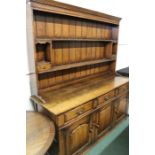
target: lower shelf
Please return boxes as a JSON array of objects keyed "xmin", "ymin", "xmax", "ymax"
[{"xmin": 38, "ymin": 58, "xmax": 116, "ymax": 74}]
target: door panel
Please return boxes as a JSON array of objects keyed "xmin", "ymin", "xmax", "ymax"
[
  {"xmin": 65, "ymin": 116, "xmax": 91, "ymax": 155},
  {"xmin": 70, "ymin": 124, "xmax": 89, "ymax": 154},
  {"xmin": 114, "ymin": 94, "xmax": 128, "ymax": 121},
  {"xmin": 118, "ymin": 96, "xmax": 127, "ymax": 116},
  {"xmin": 97, "ymin": 103, "xmax": 113, "ymax": 136}
]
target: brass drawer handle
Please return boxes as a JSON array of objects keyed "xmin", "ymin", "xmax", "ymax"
[
  {"xmin": 104, "ymin": 96, "xmax": 109, "ymax": 101},
  {"xmin": 76, "ymin": 108, "xmax": 84, "ymax": 115}
]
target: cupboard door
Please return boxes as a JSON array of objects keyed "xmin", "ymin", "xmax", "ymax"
[
  {"xmin": 97, "ymin": 103, "xmax": 113, "ymax": 137},
  {"xmin": 65, "ymin": 116, "xmax": 92, "ymax": 155},
  {"xmin": 114, "ymin": 94, "xmax": 128, "ymax": 121}
]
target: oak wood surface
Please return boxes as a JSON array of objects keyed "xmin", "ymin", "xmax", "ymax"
[
  {"xmin": 54, "ymin": 90, "xmax": 128, "ymax": 155},
  {"xmin": 31, "ymin": 75, "xmax": 128, "ymax": 115},
  {"xmin": 65, "ymin": 116, "xmax": 91, "ymax": 155},
  {"xmin": 26, "ymin": 111, "xmax": 55, "ymax": 155},
  {"xmin": 35, "ymin": 38, "xmax": 118, "ymax": 43},
  {"xmin": 30, "ymin": 0, "xmax": 121, "ymax": 25},
  {"xmin": 38, "ymin": 58, "xmax": 116, "ymax": 74},
  {"xmin": 97, "ymin": 102, "xmax": 113, "ymax": 136},
  {"xmin": 34, "ymin": 10, "xmax": 118, "ymax": 39},
  {"xmin": 27, "ymin": 1, "xmax": 129, "ymax": 154},
  {"xmin": 114, "ymin": 94, "xmax": 129, "ymax": 122}
]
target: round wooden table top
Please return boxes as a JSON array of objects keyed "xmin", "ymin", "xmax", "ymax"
[{"xmin": 26, "ymin": 111, "xmax": 55, "ymax": 155}]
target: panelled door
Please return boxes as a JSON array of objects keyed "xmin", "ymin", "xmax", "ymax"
[
  {"xmin": 65, "ymin": 115, "xmax": 92, "ymax": 155},
  {"xmin": 95, "ymin": 102, "xmax": 113, "ymax": 137},
  {"xmin": 114, "ymin": 93, "xmax": 128, "ymax": 122}
]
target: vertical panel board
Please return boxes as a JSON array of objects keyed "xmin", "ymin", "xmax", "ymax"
[
  {"xmin": 76, "ymin": 20, "xmax": 82, "ymax": 38},
  {"xmin": 62, "ymin": 42, "xmax": 70, "ymax": 64},
  {"xmin": 70, "ymin": 42, "xmax": 76, "ymax": 63},
  {"xmin": 91, "ymin": 42, "xmax": 96, "ymax": 60},
  {"xmin": 62, "ymin": 18, "xmax": 69, "ymax": 38},
  {"xmin": 46, "ymin": 15, "xmax": 54, "ymax": 37},
  {"xmin": 54, "ymin": 43, "xmax": 63, "ymax": 65},
  {"xmin": 35, "ymin": 14, "xmax": 46, "ymax": 37},
  {"xmin": 87, "ymin": 22, "xmax": 92, "ymax": 39},
  {"xmin": 92, "ymin": 23, "xmax": 97, "ymax": 39},
  {"xmin": 54, "ymin": 16, "xmax": 62, "ymax": 38},
  {"xmin": 69, "ymin": 19, "xmax": 76, "ymax": 38},
  {"xmin": 96, "ymin": 43, "xmax": 100, "ymax": 59},
  {"xmin": 81, "ymin": 20, "xmax": 87, "ymax": 38},
  {"xmin": 75, "ymin": 42, "xmax": 81, "ymax": 62}
]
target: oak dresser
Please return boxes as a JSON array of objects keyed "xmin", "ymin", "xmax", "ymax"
[{"xmin": 26, "ymin": 0, "xmax": 129, "ymax": 155}]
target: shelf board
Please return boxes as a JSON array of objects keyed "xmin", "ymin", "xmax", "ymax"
[
  {"xmin": 38, "ymin": 58, "xmax": 116, "ymax": 74},
  {"xmin": 35, "ymin": 38, "xmax": 117, "ymax": 44}
]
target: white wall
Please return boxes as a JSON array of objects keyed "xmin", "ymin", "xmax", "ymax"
[{"xmin": 26, "ymin": 0, "xmax": 129, "ymax": 110}]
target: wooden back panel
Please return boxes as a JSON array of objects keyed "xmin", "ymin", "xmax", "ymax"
[
  {"xmin": 31, "ymin": 7, "xmax": 120, "ymax": 92},
  {"xmin": 38, "ymin": 62, "xmax": 111, "ymax": 90},
  {"xmin": 34, "ymin": 11, "xmax": 118, "ymax": 39}
]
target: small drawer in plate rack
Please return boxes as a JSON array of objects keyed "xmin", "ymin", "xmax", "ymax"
[{"xmin": 37, "ymin": 61, "xmax": 51, "ymax": 72}]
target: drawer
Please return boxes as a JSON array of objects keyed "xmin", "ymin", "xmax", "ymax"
[
  {"xmin": 98, "ymin": 90, "xmax": 115, "ymax": 104},
  {"xmin": 37, "ymin": 61, "xmax": 51, "ymax": 72},
  {"xmin": 119, "ymin": 84, "xmax": 129, "ymax": 94},
  {"xmin": 64, "ymin": 101, "xmax": 93, "ymax": 122}
]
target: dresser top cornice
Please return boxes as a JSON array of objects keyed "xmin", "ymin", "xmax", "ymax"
[{"xmin": 29, "ymin": 0, "xmax": 121, "ymax": 25}]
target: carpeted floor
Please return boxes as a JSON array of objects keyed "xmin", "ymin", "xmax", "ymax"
[{"xmin": 100, "ymin": 127, "xmax": 129, "ymax": 155}]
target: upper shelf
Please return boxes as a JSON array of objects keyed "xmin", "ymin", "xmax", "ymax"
[
  {"xmin": 35, "ymin": 38, "xmax": 118, "ymax": 44},
  {"xmin": 38, "ymin": 57, "xmax": 116, "ymax": 74}
]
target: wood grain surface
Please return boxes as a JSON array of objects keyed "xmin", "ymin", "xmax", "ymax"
[
  {"xmin": 26, "ymin": 111, "xmax": 55, "ymax": 155},
  {"xmin": 27, "ymin": 1, "xmax": 129, "ymax": 154},
  {"xmin": 31, "ymin": 75, "xmax": 129, "ymax": 115}
]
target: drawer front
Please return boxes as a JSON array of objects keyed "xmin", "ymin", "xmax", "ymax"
[
  {"xmin": 37, "ymin": 63, "xmax": 51, "ymax": 72},
  {"xmin": 98, "ymin": 90, "xmax": 115, "ymax": 104},
  {"xmin": 65, "ymin": 101, "xmax": 93, "ymax": 122},
  {"xmin": 119, "ymin": 84, "xmax": 129, "ymax": 94}
]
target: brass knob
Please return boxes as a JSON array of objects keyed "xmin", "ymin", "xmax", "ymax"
[
  {"xmin": 104, "ymin": 96, "xmax": 109, "ymax": 101},
  {"xmin": 78, "ymin": 111, "xmax": 83, "ymax": 115},
  {"xmin": 76, "ymin": 108, "xmax": 84, "ymax": 115}
]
